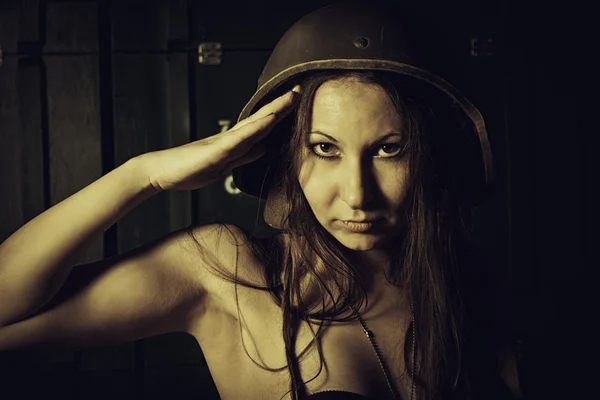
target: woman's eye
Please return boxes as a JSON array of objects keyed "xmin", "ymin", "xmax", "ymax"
[
  {"xmin": 312, "ymin": 143, "xmax": 338, "ymax": 157},
  {"xmin": 377, "ymin": 144, "xmax": 402, "ymax": 157},
  {"xmin": 310, "ymin": 143, "xmax": 403, "ymax": 159}
]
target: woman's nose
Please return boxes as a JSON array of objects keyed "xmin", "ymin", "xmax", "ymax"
[{"xmin": 340, "ymin": 160, "xmax": 374, "ymax": 209}]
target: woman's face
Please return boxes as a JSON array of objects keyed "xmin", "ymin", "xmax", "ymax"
[{"xmin": 298, "ymin": 78, "xmax": 410, "ymax": 252}]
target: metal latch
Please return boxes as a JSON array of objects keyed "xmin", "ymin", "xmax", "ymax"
[
  {"xmin": 198, "ymin": 42, "xmax": 222, "ymax": 65},
  {"xmin": 470, "ymin": 38, "xmax": 496, "ymax": 57}
]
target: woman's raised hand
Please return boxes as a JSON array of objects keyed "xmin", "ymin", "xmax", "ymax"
[{"xmin": 139, "ymin": 85, "xmax": 301, "ymax": 192}]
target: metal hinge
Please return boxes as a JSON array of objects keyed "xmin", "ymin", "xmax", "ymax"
[
  {"xmin": 198, "ymin": 42, "xmax": 222, "ymax": 65},
  {"xmin": 470, "ymin": 38, "xmax": 496, "ymax": 57}
]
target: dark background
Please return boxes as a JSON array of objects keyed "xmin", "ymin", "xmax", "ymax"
[{"xmin": 0, "ymin": 0, "xmax": 590, "ymax": 399}]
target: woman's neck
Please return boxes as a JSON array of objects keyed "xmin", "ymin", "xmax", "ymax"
[{"xmin": 278, "ymin": 233, "xmax": 400, "ymax": 312}]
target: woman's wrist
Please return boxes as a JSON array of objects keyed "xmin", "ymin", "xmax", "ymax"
[{"xmin": 125, "ymin": 154, "xmax": 163, "ymax": 195}]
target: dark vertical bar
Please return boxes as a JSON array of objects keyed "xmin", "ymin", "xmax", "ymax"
[
  {"xmin": 98, "ymin": 0, "xmax": 117, "ymax": 259},
  {"xmin": 39, "ymin": 0, "xmax": 49, "ymax": 211},
  {"xmin": 45, "ymin": 0, "xmax": 103, "ymax": 389},
  {"xmin": 187, "ymin": 0, "xmax": 199, "ymax": 226},
  {"xmin": 164, "ymin": 0, "xmax": 192, "ymax": 233}
]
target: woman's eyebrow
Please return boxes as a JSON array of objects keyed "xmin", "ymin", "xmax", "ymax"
[{"xmin": 308, "ymin": 131, "xmax": 403, "ymax": 143}]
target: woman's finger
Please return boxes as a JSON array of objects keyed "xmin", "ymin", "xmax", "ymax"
[
  {"xmin": 225, "ymin": 143, "xmax": 268, "ymax": 171},
  {"xmin": 231, "ymin": 85, "xmax": 301, "ymax": 131},
  {"xmin": 221, "ymin": 112, "xmax": 278, "ymax": 151}
]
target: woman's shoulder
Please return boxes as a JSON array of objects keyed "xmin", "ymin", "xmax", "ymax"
[{"xmin": 180, "ymin": 223, "xmax": 286, "ymax": 291}]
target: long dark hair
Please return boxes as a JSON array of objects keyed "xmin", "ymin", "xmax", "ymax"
[{"xmin": 188, "ymin": 70, "xmax": 514, "ymax": 400}]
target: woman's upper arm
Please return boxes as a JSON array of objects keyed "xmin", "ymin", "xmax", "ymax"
[{"xmin": 0, "ymin": 224, "xmax": 232, "ymax": 352}]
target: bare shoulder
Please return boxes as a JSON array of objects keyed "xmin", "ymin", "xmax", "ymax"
[
  {"xmin": 176, "ymin": 224, "xmax": 274, "ymax": 321},
  {"xmin": 178, "ymin": 223, "xmax": 266, "ymax": 283}
]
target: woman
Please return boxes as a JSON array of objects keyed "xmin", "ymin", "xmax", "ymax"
[{"xmin": 0, "ymin": 1, "xmax": 522, "ymax": 399}]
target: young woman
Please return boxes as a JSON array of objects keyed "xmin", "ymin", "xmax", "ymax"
[{"xmin": 0, "ymin": 1, "xmax": 522, "ymax": 400}]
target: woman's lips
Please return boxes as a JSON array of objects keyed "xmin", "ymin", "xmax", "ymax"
[{"xmin": 341, "ymin": 219, "xmax": 382, "ymax": 232}]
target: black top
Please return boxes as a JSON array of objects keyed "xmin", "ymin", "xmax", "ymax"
[
  {"xmin": 304, "ymin": 390, "xmax": 370, "ymax": 399},
  {"xmin": 301, "ymin": 375, "xmax": 520, "ymax": 399}
]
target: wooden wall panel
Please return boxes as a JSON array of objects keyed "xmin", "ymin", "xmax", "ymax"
[
  {"xmin": 164, "ymin": 53, "xmax": 192, "ymax": 233},
  {"xmin": 43, "ymin": 0, "xmax": 102, "ymax": 396},
  {"xmin": 45, "ymin": 52, "xmax": 102, "ymax": 263},
  {"xmin": 194, "ymin": 50, "xmax": 276, "ymax": 238},
  {"xmin": 0, "ymin": 1, "xmax": 22, "ymax": 243},
  {"xmin": 0, "ymin": 0, "xmax": 45, "ymax": 251},
  {"xmin": 0, "ymin": 58, "xmax": 23, "ymax": 242},
  {"xmin": 112, "ymin": 0, "xmax": 170, "ymax": 52},
  {"xmin": 0, "ymin": 0, "xmax": 20, "ymax": 53},
  {"xmin": 46, "ymin": 1, "xmax": 98, "ymax": 53},
  {"xmin": 44, "ymin": 1, "xmax": 102, "ymax": 257},
  {"xmin": 15, "ymin": 59, "xmax": 46, "ymax": 229},
  {"xmin": 18, "ymin": 0, "xmax": 40, "ymax": 43}
]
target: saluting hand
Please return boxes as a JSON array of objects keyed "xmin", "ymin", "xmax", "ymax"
[{"xmin": 139, "ymin": 85, "xmax": 301, "ymax": 192}]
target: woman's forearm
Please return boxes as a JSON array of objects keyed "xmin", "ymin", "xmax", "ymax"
[{"xmin": 0, "ymin": 156, "xmax": 157, "ymax": 327}]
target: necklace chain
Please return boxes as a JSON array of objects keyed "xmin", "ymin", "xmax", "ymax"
[{"xmin": 351, "ymin": 299, "xmax": 416, "ymax": 400}]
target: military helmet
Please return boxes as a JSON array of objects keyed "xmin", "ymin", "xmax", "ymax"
[{"xmin": 232, "ymin": 0, "xmax": 493, "ymax": 229}]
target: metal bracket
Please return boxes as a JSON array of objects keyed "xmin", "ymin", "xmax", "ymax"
[
  {"xmin": 470, "ymin": 38, "xmax": 496, "ymax": 57},
  {"xmin": 198, "ymin": 42, "xmax": 222, "ymax": 65}
]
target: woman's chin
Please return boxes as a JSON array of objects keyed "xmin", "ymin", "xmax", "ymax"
[{"xmin": 333, "ymin": 232, "xmax": 385, "ymax": 251}]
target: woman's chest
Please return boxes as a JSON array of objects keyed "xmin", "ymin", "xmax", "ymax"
[{"xmin": 189, "ymin": 283, "xmax": 415, "ymax": 400}]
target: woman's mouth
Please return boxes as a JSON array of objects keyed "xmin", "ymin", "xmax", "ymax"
[{"xmin": 341, "ymin": 219, "xmax": 382, "ymax": 233}]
